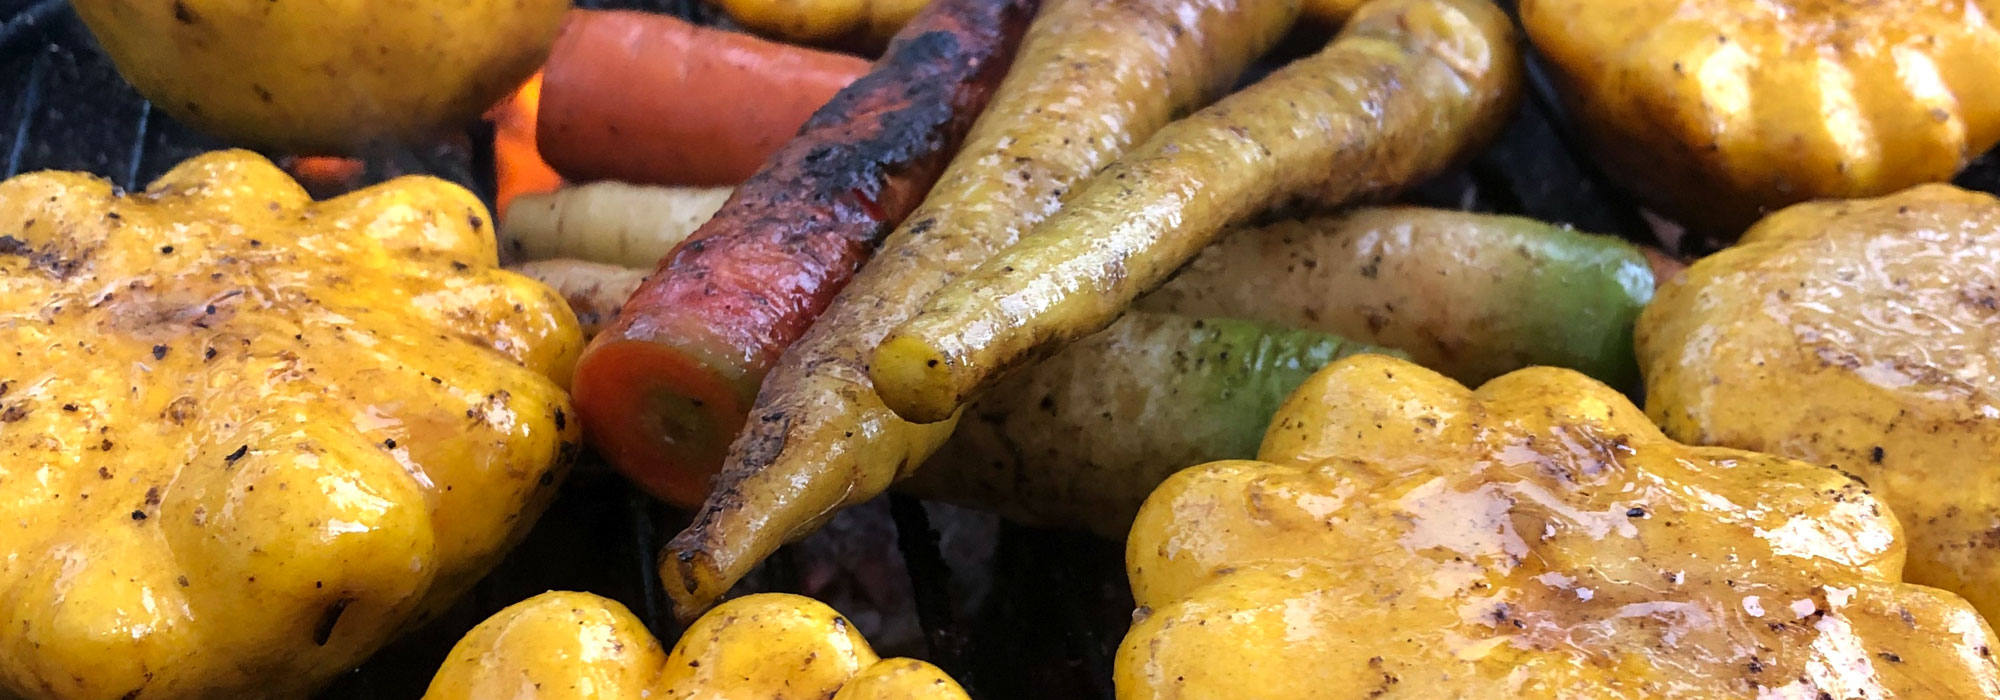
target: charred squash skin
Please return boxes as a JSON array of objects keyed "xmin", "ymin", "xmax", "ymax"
[{"xmin": 572, "ymin": 0, "xmax": 1039, "ymax": 508}]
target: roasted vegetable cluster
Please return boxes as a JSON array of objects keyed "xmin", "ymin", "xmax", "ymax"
[
  {"xmin": 0, "ymin": 151, "xmax": 581, "ymax": 700},
  {"xmin": 33, "ymin": 0, "xmax": 2000, "ymax": 693},
  {"xmin": 1120, "ymin": 354, "xmax": 2000, "ymax": 698}
]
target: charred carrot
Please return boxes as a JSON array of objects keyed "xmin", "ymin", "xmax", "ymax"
[
  {"xmin": 537, "ymin": 11, "xmax": 872, "ymax": 188},
  {"xmin": 658, "ymin": 0, "xmax": 1299, "ymax": 617},
  {"xmin": 572, "ymin": 0, "xmax": 1039, "ymax": 508}
]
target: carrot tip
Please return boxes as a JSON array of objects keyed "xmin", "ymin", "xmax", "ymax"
[
  {"xmin": 871, "ymin": 334, "xmax": 960, "ymax": 424},
  {"xmin": 573, "ymin": 337, "xmax": 747, "ymax": 507},
  {"xmin": 661, "ymin": 531, "xmax": 732, "ymax": 622}
]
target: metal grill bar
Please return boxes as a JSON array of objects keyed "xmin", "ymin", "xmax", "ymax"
[
  {"xmin": 120, "ymin": 99, "xmax": 149, "ymax": 191},
  {"xmin": 0, "ymin": 0, "xmax": 62, "ymax": 54}
]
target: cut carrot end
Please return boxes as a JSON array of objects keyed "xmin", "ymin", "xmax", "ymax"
[
  {"xmin": 871, "ymin": 334, "xmax": 959, "ymax": 424},
  {"xmin": 573, "ymin": 338, "xmax": 747, "ymax": 508}
]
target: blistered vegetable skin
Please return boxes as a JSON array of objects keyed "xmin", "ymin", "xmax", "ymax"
[
  {"xmin": 1521, "ymin": 0, "xmax": 2000, "ymax": 238},
  {"xmin": 903, "ymin": 313, "xmax": 1394, "ymax": 537},
  {"xmin": 572, "ymin": 0, "xmax": 1037, "ymax": 508},
  {"xmin": 1138, "ymin": 207, "xmax": 1656, "ymax": 388},
  {"xmin": 1639, "ymin": 183, "xmax": 2000, "ymax": 625},
  {"xmin": 1119, "ymin": 354, "xmax": 2000, "ymax": 699},
  {"xmin": 421, "ymin": 592, "xmax": 969, "ymax": 700},
  {"xmin": 0, "ymin": 151, "xmax": 582, "ymax": 700},
  {"xmin": 659, "ymin": 0, "xmax": 1297, "ymax": 618},
  {"xmin": 872, "ymin": 0, "xmax": 1522, "ymax": 424}
]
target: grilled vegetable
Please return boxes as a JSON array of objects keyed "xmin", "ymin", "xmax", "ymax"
[
  {"xmin": 1137, "ymin": 208, "xmax": 1663, "ymax": 388},
  {"xmin": 1300, "ymin": 0, "xmax": 1363, "ymax": 23},
  {"xmin": 1639, "ymin": 184, "xmax": 2000, "ymax": 624},
  {"xmin": 573, "ymin": 0, "xmax": 1038, "ymax": 508},
  {"xmin": 721, "ymin": 0, "xmax": 1360, "ymax": 45},
  {"xmin": 510, "ymin": 259, "xmax": 650, "ymax": 338},
  {"xmin": 904, "ymin": 313, "xmax": 1394, "ymax": 536},
  {"xmin": 0, "ymin": 151, "xmax": 582, "ymax": 700},
  {"xmin": 713, "ymin": 0, "xmax": 929, "ymax": 45},
  {"xmin": 1522, "ymin": 0, "xmax": 2000, "ymax": 240},
  {"xmin": 422, "ymin": 592, "xmax": 969, "ymax": 700},
  {"xmin": 72, "ymin": 0, "xmax": 565, "ymax": 154},
  {"xmin": 537, "ymin": 11, "xmax": 871, "ymax": 188},
  {"xmin": 1119, "ymin": 355, "xmax": 2000, "ymax": 699},
  {"xmin": 873, "ymin": 0, "xmax": 1521, "ymax": 424},
  {"xmin": 500, "ymin": 182, "xmax": 732, "ymax": 268},
  {"xmin": 659, "ymin": 0, "xmax": 1297, "ymax": 616}
]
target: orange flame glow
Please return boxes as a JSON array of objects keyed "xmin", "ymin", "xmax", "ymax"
[
  {"xmin": 287, "ymin": 156, "xmax": 363, "ymax": 190},
  {"xmin": 489, "ymin": 71, "xmax": 564, "ymax": 221}
]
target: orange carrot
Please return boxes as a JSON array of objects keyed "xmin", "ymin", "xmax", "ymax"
[
  {"xmin": 282, "ymin": 156, "xmax": 363, "ymax": 193},
  {"xmin": 537, "ymin": 10, "xmax": 872, "ymax": 188}
]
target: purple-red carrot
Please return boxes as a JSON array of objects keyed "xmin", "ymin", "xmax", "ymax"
[{"xmin": 572, "ymin": 0, "xmax": 1039, "ymax": 507}]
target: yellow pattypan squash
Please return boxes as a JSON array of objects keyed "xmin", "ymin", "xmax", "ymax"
[
  {"xmin": 422, "ymin": 592, "xmax": 969, "ymax": 700},
  {"xmin": 1641, "ymin": 183, "xmax": 2000, "ymax": 627},
  {"xmin": 0, "ymin": 150, "xmax": 582, "ymax": 699},
  {"xmin": 1118, "ymin": 354, "xmax": 2000, "ymax": 699},
  {"xmin": 1523, "ymin": 0, "xmax": 2000, "ymax": 239}
]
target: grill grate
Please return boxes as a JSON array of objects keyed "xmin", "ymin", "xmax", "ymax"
[{"xmin": 8, "ymin": 1, "xmax": 2000, "ymax": 698}]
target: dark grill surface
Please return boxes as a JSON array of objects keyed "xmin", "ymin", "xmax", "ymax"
[{"xmin": 6, "ymin": 0, "xmax": 2000, "ymax": 697}]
